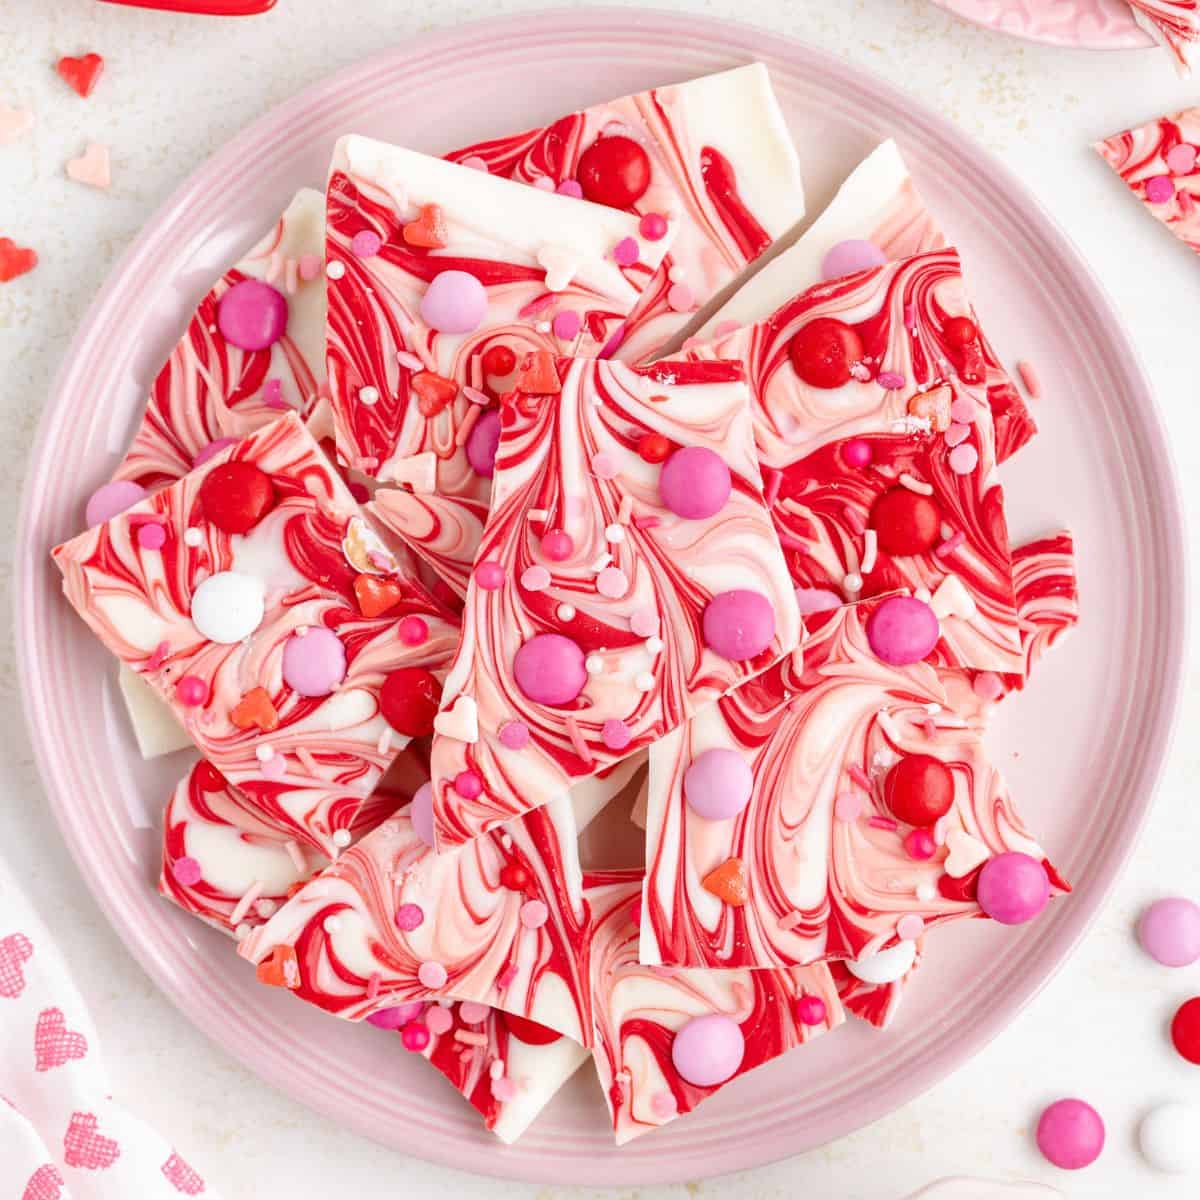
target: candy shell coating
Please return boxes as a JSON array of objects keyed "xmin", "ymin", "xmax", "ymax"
[
  {"xmin": 1138, "ymin": 898, "xmax": 1200, "ymax": 967},
  {"xmin": 1139, "ymin": 1102, "xmax": 1200, "ymax": 1173},
  {"xmin": 190, "ymin": 571, "xmax": 265, "ymax": 643},
  {"xmin": 1036, "ymin": 1098, "xmax": 1105, "ymax": 1170}
]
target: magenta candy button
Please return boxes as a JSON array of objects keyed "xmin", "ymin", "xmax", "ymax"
[
  {"xmin": 1138, "ymin": 898, "xmax": 1200, "ymax": 966},
  {"xmin": 411, "ymin": 782, "xmax": 435, "ymax": 848},
  {"xmin": 1036, "ymin": 1098, "xmax": 1105, "ymax": 1170},
  {"xmin": 820, "ymin": 239, "xmax": 887, "ymax": 281},
  {"xmin": 659, "ymin": 446, "xmax": 732, "ymax": 520},
  {"xmin": 217, "ymin": 279, "xmax": 289, "ymax": 351},
  {"xmin": 702, "ymin": 589, "xmax": 776, "ymax": 660},
  {"xmin": 84, "ymin": 480, "xmax": 145, "ymax": 527},
  {"xmin": 419, "ymin": 270, "xmax": 488, "ymax": 334},
  {"xmin": 684, "ymin": 748, "xmax": 753, "ymax": 821},
  {"xmin": 866, "ymin": 595, "xmax": 939, "ymax": 665},
  {"xmin": 366, "ymin": 1002, "xmax": 424, "ymax": 1030},
  {"xmin": 513, "ymin": 633, "xmax": 587, "ymax": 706},
  {"xmin": 192, "ymin": 437, "xmax": 238, "ymax": 468},
  {"xmin": 281, "ymin": 627, "xmax": 347, "ymax": 697},
  {"xmin": 465, "ymin": 409, "xmax": 502, "ymax": 477},
  {"xmin": 976, "ymin": 852, "xmax": 1050, "ymax": 925},
  {"xmin": 671, "ymin": 1014, "xmax": 745, "ymax": 1086}
]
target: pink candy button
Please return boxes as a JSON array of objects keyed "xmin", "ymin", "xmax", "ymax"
[
  {"xmin": 820, "ymin": 238, "xmax": 886, "ymax": 281},
  {"xmin": 465, "ymin": 409, "xmax": 502, "ymax": 477},
  {"xmin": 702, "ymin": 589, "xmax": 776, "ymax": 661},
  {"xmin": 1036, "ymin": 1098, "xmax": 1105, "ymax": 1170},
  {"xmin": 976, "ymin": 851, "xmax": 1050, "ymax": 925},
  {"xmin": 866, "ymin": 596, "xmax": 940, "ymax": 665},
  {"xmin": 670, "ymin": 1014, "xmax": 745, "ymax": 1087},
  {"xmin": 659, "ymin": 446, "xmax": 732, "ymax": 520},
  {"xmin": 85, "ymin": 480, "xmax": 145, "ymax": 527},
  {"xmin": 419, "ymin": 270, "xmax": 488, "ymax": 334},
  {"xmin": 217, "ymin": 279, "xmax": 288, "ymax": 351},
  {"xmin": 513, "ymin": 633, "xmax": 587, "ymax": 706},
  {"xmin": 684, "ymin": 748, "xmax": 753, "ymax": 821},
  {"xmin": 1137, "ymin": 897, "xmax": 1200, "ymax": 967},
  {"xmin": 281, "ymin": 627, "xmax": 347, "ymax": 697}
]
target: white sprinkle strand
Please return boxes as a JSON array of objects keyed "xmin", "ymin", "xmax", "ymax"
[
  {"xmin": 899, "ymin": 472, "xmax": 934, "ymax": 496},
  {"xmin": 183, "ymin": 527, "xmax": 203, "ymax": 547},
  {"xmin": 860, "ymin": 530, "xmax": 878, "ymax": 575},
  {"xmin": 590, "ymin": 552, "xmax": 612, "ymax": 573}
]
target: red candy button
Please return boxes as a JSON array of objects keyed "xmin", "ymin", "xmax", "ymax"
[
  {"xmin": 943, "ymin": 315, "xmax": 978, "ymax": 347},
  {"xmin": 502, "ymin": 1011, "xmax": 561, "ymax": 1046},
  {"xmin": 637, "ymin": 432, "xmax": 671, "ymax": 463},
  {"xmin": 499, "ymin": 863, "xmax": 531, "ymax": 892},
  {"xmin": 788, "ymin": 318, "xmax": 865, "ymax": 389},
  {"xmin": 481, "ymin": 343, "xmax": 517, "ymax": 377},
  {"xmin": 379, "ymin": 667, "xmax": 441, "ymax": 737},
  {"xmin": 198, "ymin": 461, "xmax": 275, "ymax": 534},
  {"xmin": 869, "ymin": 487, "xmax": 942, "ymax": 556},
  {"xmin": 884, "ymin": 754, "xmax": 955, "ymax": 826},
  {"xmin": 577, "ymin": 136, "xmax": 652, "ymax": 209},
  {"xmin": 1171, "ymin": 997, "xmax": 1200, "ymax": 1064}
]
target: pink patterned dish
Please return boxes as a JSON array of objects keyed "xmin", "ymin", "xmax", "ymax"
[
  {"xmin": 15, "ymin": 10, "xmax": 1184, "ymax": 1185},
  {"xmin": 931, "ymin": 0, "xmax": 1154, "ymax": 47}
]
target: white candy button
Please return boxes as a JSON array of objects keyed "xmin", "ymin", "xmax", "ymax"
[
  {"xmin": 845, "ymin": 939, "xmax": 917, "ymax": 985},
  {"xmin": 191, "ymin": 571, "xmax": 265, "ymax": 643},
  {"xmin": 1139, "ymin": 1102, "xmax": 1200, "ymax": 1173}
]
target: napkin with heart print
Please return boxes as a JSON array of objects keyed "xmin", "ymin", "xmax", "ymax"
[{"xmin": 0, "ymin": 861, "xmax": 223, "ymax": 1198}]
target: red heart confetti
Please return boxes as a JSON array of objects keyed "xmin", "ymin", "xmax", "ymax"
[
  {"xmin": 354, "ymin": 573, "xmax": 403, "ymax": 618},
  {"xmin": 34, "ymin": 1008, "xmax": 89, "ymax": 1071},
  {"xmin": 63, "ymin": 1112, "xmax": 120, "ymax": 1171},
  {"xmin": 230, "ymin": 686, "xmax": 279, "ymax": 732},
  {"xmin": 0, "ymin": 239, "xmax": 38, "ymax": 284},
  {"xmin": 256, "ymin": 944, "xmax": 300, "ymax": 988},
  {"xmin": 515, "ymin": 349, "xmax": 562, "ymax": 394},
  {"xmin": 55, "ymin": 54, "xmax": 104, "ymax": 99},
  {"xmin": 411, "ymin": 371, "xmax": 458, "ymax": 418},
  {"xmin": 402, "ymin": 203, "xmax": 448, "ymax": 249},
  {"xmin": 701, "ymin": 857, "xmax": 750, "ymax": 907}
]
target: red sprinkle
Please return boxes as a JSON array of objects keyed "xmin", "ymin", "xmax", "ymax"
[
  {"xmin": 935, "ymin": 530, "xmax": 966, "ymax": 558},
  {"xmin": 868, "ymin": 815, "xmax": 898, "ymax": 831}
]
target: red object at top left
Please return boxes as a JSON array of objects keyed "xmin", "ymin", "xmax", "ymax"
[{"xmin": 98, "ymin": 0, "xmax": 278, "ymax": 14}]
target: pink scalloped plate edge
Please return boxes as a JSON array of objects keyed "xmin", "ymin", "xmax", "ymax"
[
  {"xmin": 15, "ymin": 8, "xmax": 1185, "ymax": 1186},
  {"xmin": 931, "ymin": 0, "xmax": 1155, "ymax": 48}
]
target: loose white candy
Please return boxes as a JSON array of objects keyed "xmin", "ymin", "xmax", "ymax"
[
  {"xmin": 190, "ymin": 571, "xmax": 265, "ymax": 643},
  {"xmin": 845, "ymin": 939, "xmax": 917, "ymax": 985},
  {"xmin": 1139, "ymin": 1102, "xmax": 1200, "ymax": 1173}
]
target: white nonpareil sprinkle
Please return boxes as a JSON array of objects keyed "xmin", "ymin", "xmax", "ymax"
[
  {"xmin": 326, "ymin": 260, "xmax": 346, "ymax": 279},
  {"xmin": 183, "ymin": 527, "xmax": 203, "ymax": 547},
  {"xmin": 604, "ymin": 524, "xmax": 625, "ymax": 543},
  {"xmin": 843, "ymin": 572, "xmax": 863, "ymax": 594},
  {"xmin": 359, "ymin": 386, "xmax": 380, "ymax": 406},
  {"xmin": 860, "ymin": 529, "xmax": 878, "ymax": 575},
  {"xmin": 916, "ymin": 881, "xmax": 937, "ymax": 903},
  {"xmin": 557, "ymin": 603, "xmax": 576, "ymax": 621},
  {"xmin": 635, "ymin": 672, "xmax": 656, "ymax": 692},
  {"xmin": 585, "ymin": 655, "xmax": 603, "ymax": 675},
  {"xmin": 323, "ymin": 915, "xmax": 342, "ymax": 934},
  {"xmin": 332, "ymin": 829, "xmax": 352, "ymax": 848},
  {"xmin": 255, "ymin": 745, "xmax": 275, "ymax": 762},
  {"xmin": 645, "ymin": 636, "xmax": 664, "ymax": 655}
]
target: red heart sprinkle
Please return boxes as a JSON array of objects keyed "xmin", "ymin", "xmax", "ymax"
[
  {"xmin": 55, "ymin": 54, "xmax": 104, "ymax": 99},
  {"xmin": 515, "ymin": 350, "xmax": 561, "ymax": 394},
  {"xmin": 230, "ymin": 686, "xmax": 279, "ymax": 732},
  {"xmin": 402, "ymin": 203, "xmax": 448, "ymax": 249},
  {"xmin": 0, "ymin": 238, "xmax": 38, "ymax": 283},
  {"xmin": 354, "ymin": 573, "xmax": 403, "ymax": 618},
  {"xmin": 256, "ymin": 944, "xmax": 300, "ymax": 988},
  {"xmin": 411, "ymin": 371, "xmax": 458, "ymax": 417}
]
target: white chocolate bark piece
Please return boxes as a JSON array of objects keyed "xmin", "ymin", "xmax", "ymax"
[
  {"xmin": 640, "ymin": 596, "xmax": 1068, "ymax": 971},
  {"xmin": 695, "ymin": 140, "xmax": 942, "ymax": 340},
  {"xmin": 685, "ymin": 249, "xmax": 1026, "ymax": 675},
  {"xmin": 54, "ymin": 414, "xmax": 460, "ymax": 858},
  {"xmin": 118, "ymin": 663, "xmax": 193, "ymax": 757},
  {"xmin": 429, "ymin": 356, "xmax": 802, "ymax": 848},
  {"xmin": 240, "ymin": 797, "xmax": 594, "ymax": 1042},
  {"xmin": 586, "ymin": 871, "xmax": 843, "ymax": 1144},
  {"xmin": 447, "ymin": 63, "xmax": 805, "ymax": 364}
]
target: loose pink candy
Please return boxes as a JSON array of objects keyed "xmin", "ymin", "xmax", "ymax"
[
  {"xmin": 821, "ymin": 239, "xmax": 886, "ymax": 280},
  {"xmin": 454, "ymin": 770, "xmax": 483, "ymax": 799},
  {"xmin": 948, "ymin": 443, "xmax": 979, "ymax": 474},
  {"xmin": 395, "ymin": 902, "xmax": 424, "ymax": 931},
  {"xmin": 1137, "ymin": 897, "xmax": 1200, "ymax": 967},
  {"xmin": 1145, "ymin": 175, "xmax": 1175, "ymax": 204},
  {"xmin": 541, "ymin": 529, "xmax": 574, "ymax": 561},
  {"xmin": 474, "ymin": 560, "xmax": 505, "ymax": 589},
  {"xmin": 866, "ymin": 596, "xmax": 940, "ymax": 665},
  {"xmin": 551, "ymin": 310, "xmax": 582, "ymax": 340},
  {"xmin": 841, "ymin": 439, "xmax": 872, "ymax": 468},
  {"xmin": 976, "ymin": 851, "xmax": 1050, "ymax": 925},
  {"xmin": 670, "ymin": 1014, "xmax": 745, "ymax": 1086},
  {"xmin": 458, "ymin": 1000, "xmax": 490, "ymax": 1024},
  {"xmin": 1036, "ymin": 1098, "xmax": 1105, "ymax": 1170},
  {"xmin": 904, "ymin": 828, "xmax": 937, "ymax": 860},
  {"xmin": 520, "ymin": 899, "xmax": 549, "ymax": 929},
  {"xmin": 217, "ymin": 279, "xmax": 288, "ymax": 351},
  {"xmin": 613, "ymin": 237, "xmax": 640, "ymax": 267},
  {"xmin": 85, "ymin": 480, "xmax": 145, "ymax": 527},
  {"xmin": 418, "ymin": 960, "xmax": 448, "ymax": 990},
  {"xmin": 425, "ymin": 1005, "xmax": 453, "ymax": 1036},
  {"xmin": 282, "ymin": 627, "xmax": 347, "ymax": 697},
  {"xmin": 601, "ymin": 719, "xmax": 632, "ymax": 751},
  {"xmin": 499, "ymin": 720, "xmax": 531, "ymax": 750},
  {"xmin": 702, "ymin": 589, "xmax": 776, "ymax": 660},
  {"xmin": 795, "ymin": 995, "xmax": 827, "ymax": 1026},
  {"xmin": 419, "ymin": 270, "xmax": 488, "ymax": 334},
  {"xmin": 400, "ymin": 1022, "xmax": 431, "ymax": 1052},
  {"xmin": 684, "ymin": 748, "xmax": 753, "ymax": 821},
  {"xmin": 465, "ymin": 409, "xmax": 502, "ymax": 477},
  {"xmin": 176, "ymin": 676, "xmax": 208, "ymax": 707},
  {"xmin": 350, "ymin": 230, "xmax": 383, "ymax": 258},
  {"xmin": 399, "ymin": 616, "xmax": 428, "ymax": 646},
  {"xmin": 367, "ymin": 1002, "xmax": 423, "ymax": 1030},
  {"xmin": 411, "ymin": 782, "xmax": 435, "ymax": 848},
  {"xmin": 137, "ymin": 522, "xmax": 166, "ymax": 550},
  {"xmin": 659, "ymin": 446, "xmax": 732, "ymax": 520},
  {"xmin": 513, "ymin": 633, "xmax": 587, "ymax": 706}
]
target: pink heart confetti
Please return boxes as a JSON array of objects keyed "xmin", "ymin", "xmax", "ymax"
[
  {"xmin": 0, "ymin": 104, "xmax": 34, "ymax": 146},
  {"xmin": 66, "ymin": 142, "xmax": 111, "ymax": 190}
]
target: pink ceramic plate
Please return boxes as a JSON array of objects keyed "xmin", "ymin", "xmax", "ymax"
[
  {"xmin": 931, "ymin": 0, "xmax": 1155, "ymax": 48},
  {"xmin": 16, "ymin": 9, "xmax": 1184, "ymax": 1186}
]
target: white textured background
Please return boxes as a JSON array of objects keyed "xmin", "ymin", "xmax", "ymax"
[{"xmin": 2, "ymin": 1, "xmax": 1199, "ymax": 1197}]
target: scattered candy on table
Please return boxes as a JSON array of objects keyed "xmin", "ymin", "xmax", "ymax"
[{"xmin": 1036, "ymin": 1098, "xmax": 1106, "ymax": 1170}]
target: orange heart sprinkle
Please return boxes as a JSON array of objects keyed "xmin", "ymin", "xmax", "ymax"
[
  {"xmin": 230, "ymin": 686, "xmax": 279, "ymax": 732},
  {"xmin": 411, "ymin": 370, "xmax": 458, "ymax": 417},
  {"xmin": 354, "ymin": 573, "xmax": 403, "ymax": 618},
  {"xmin": 403, "ymin": 203, "xmax": 448, "ymax": 249},
  {"xmin": 515, "ymin": 349, "xmax": 561, "ymax": 394},
  {"xmin": 702, "ymin": 857, "xmax": 749, "ymax": 907},
  {"xmin": 256, "ymin": 944, "xmax": 300, "ymax": 989}
]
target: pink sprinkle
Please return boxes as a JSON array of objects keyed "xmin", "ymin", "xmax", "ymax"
[
  {"xmin": 499, "ymin": 720, "xmax": 531, "ymax": 750},
  {"xmin": 777, "ymin": 910, "xmax": 804, "ymax": 931},
  {"xmin": 613, "ymin": 237, "xmax": 640, "ymax": 267},
  {"xmin": 639, "ymin": 212, "xmax": 669, "ymax": 240},
  {"xmin": 462, "ymin": 385, "xmax": 489, "ymax": 406},
  {"xmin": 972, "ymin": 671, "xmax": 1005, "ymax": 703},
  {"xmin": 351, "ymin": 230, "xmax": 383, "ymax": 258},
  {"xmin": 418, "ymin": 960, "xmax": 448, "ymax": 990},
  {"xmin": 630, "ymin": 607, "xmax": 659, "ymax": 637},
  {"xmin": 949, "ymin": 395, "xmax": 976, "ymax": 424},
  {"xmin": 877, "ymin": 371, "xmax": 906, "ymax": 389},
  {"xmin": 632, "ymin": 514, "xmax": 661, "ymax": 530},
  {"xmin": 520, "ymin": 899, "xmax": 549, "ymax": 929},
  {"xmin": 849, "ymin": 765, "xmax": 872, "ymax": 791},
  {"xmin": 491, "ymin": 1077, "xmax": 518, "ymax": 1102},
  {"xmin": 520, "ymin": 564, "xmax": 551, "ymax": 591},
  {"xmin": 944, "ymin": 422, "xmax": 971, "ymax": 447},
  {"xmin": 897, "ymin": 914, "xmax": 925, "ymax": 941},
  {"xmin": 596, "ymin": 566, "xmax": 628, "ymax": 598},
  {"xmin": 460, "ymin": 155, "xmax": 489, "ymax": 172},
  {"xmin": 903, "ymin": 303, "xmax": 917, "ymax": 330},
  {"xmin": 455, "ymin": 1029, "xmax": 488, "ymax": 1047},
  {"xmin": 397, "ymin": 350, "xmax": 424, "ymax": 371},
  {"xmin": 1017, "ymin": 359, "xmax": 1042, "ymax": 400},
  {"xmin": 935, "ymin": 531, "xmax": 966, "ymax": 558},
  {"xmin": 834, "ymin": 792, "xmax": 864, "ymax": 821},
  {"xmin": 948, "ymin": 443, "xmax": 979, "ymax": 474},
  {"xmin": 1167, "ymin": 143, "xmax": 1198, "ymax": 175},
  {"xmin": 564, "ymin": 715, "xmax": 593, "ymax": 766},
  {"xmin": 172, "ymin": 856, "xmax": 202, "ymax": 886},
  {"xmin": 298, "ymin": 254, "xmax": 322, "ymax": 281},
  {"xmin": 137, "ymin": 522, "xmax": 167, "ymax": 550},
  {"xmin": 650, "ymin": 1090, "xmax": 678, "ymax": 1117},
  {"xmin": 399, "ymin": 616, "xmax": 428, "ymax": 645},
  {"xmin": 366, "ymin": 972, "xmax": 381, "ymax": 1000},
  {"xmin": 556, "ymin": 179, "xmax": 583, "ymax": 199},
  {"xmin": 551, "ymin": 310, "xmax": 582, "ymax": 340},
  {"xmin": 496, "ymin": 963, "xmax": 519, "ymax": 990},
  {"xmin": 146, "ymin": 640, "xmax": 170, "ymax": 670},
  {"xmin": 260, "ymin": 753, "xmax": 286, "ymax": 780},
  {"xmin": 922, "ymin": 717, "xmax": 938, "ymax": 740},
  {"xmin": 262, "ymin": 378, "xmax": 287, "ymax": 410},
  {"xmin": 395, "ymin": 903, "xmax": 425, "ymax": 932},
  {"xmin": 599, "ymin": 321, "xmax": 627, "ymax": 358},
  {"xmin": 591, "ymin": 452, "xmax": 617, "ymax": 479},
  {"xmin": 458, "ymin": 1000, "xmax": 490, "ymax": 1025},
  {"xmin": 1145, "ymin": 174, "xmax": 1175, "ymax": 204},
  {"xmin": 425, "ymin": 1006, "xmax": 453, "ymax": 1036},
  {"xmin": 667, "ymin": 282, "xmax": 694, "ymax": 312},
  {"xmin": 868, "ymin": 815, "xmax": 898, "ymax": 831},
  {"xmin": 601, "ymin": 719, "xmax": 632, "ymax": 751},
  {"xmin": 714, "ymin": 319, "xmax": 741, "ymax": 339},
  {"xmin": 762, "ymin": 468, "xmax": 782, "ymax": 508}
]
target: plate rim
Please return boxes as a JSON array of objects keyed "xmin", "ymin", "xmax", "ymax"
[{"xmin": 15, "ymin": 6, "xmax": 1187, "ymax": 1185}]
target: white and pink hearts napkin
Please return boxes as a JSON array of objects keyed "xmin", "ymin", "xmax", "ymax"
[{"xmin": 0, "ymin": 862, "xmax": 223, "ymax": 1199}]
